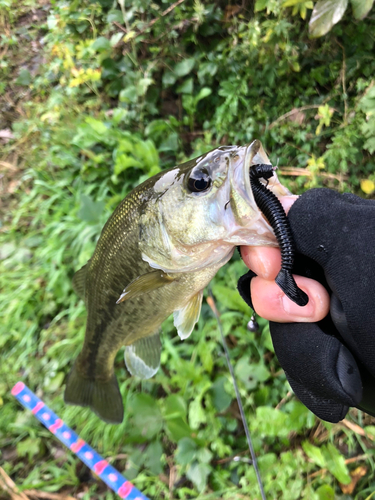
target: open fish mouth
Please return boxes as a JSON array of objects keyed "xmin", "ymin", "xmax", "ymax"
[
  {"xmin": 233, "ymin": 139, "xmax": 272, "ymax": 207},
  {"xmin": 222, "ymin": 140, "xmax": 292, "ymax": 246},
  {"xmin": 231, "ymin": 139, "xmax": 291, "ymax": 214}
]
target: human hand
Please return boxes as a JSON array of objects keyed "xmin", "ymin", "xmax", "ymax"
[{"xmin": 238, "ymin": 188, "xmax": 375, "ymax": 423}]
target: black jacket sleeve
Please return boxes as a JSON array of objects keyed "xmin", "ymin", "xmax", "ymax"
[{"xmin": 238, "ymin": 188, "xmax": 375, "ymax": 423}]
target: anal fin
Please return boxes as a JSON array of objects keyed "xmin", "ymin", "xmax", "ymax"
[
  {"xmin": 64, "ymin": 363, "xmax": 123, "ymax": 424},
  {"xmin": 125, "ymin": 332, "xmax": 161, "ymax": 379},
  {"xmin": 117, "ymin": 270, "xmax": 175, "ymax": 304},
  {"xmin": 173, "ymin": 290, "xmax": 203, "ymax": 340}
]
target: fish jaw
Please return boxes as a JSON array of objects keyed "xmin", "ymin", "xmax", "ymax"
[{"xmin": 219, "ymin": 140, "xmax": 287, "ymax": 246}]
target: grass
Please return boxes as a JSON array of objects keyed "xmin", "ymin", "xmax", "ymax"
[{"xmin": 1, "ymin": 0, "xmax": 375, "ymax": 498}]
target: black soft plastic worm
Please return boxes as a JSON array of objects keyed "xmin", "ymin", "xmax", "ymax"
[{"xmin": 250, "ymin": 164, "xmax": 308, "ymax": 307}]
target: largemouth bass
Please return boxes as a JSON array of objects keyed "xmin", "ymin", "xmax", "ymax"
[{"xmin": 65, "ymin": 140, "xmax": 291, "ymax": 423}]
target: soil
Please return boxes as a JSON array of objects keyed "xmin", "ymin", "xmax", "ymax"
[{"xmin": 0, "ymin": 0, "xmax": 49, "ymax": 227}]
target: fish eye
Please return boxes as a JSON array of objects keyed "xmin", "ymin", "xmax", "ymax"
[{"xmin": 187, "ymin": 168, "xmax": 212, "ymax": 194}]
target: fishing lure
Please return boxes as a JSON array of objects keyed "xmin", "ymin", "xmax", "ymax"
[{"xmin": 250, "ymin": 164, "xmax": 308, "ymax": 307}]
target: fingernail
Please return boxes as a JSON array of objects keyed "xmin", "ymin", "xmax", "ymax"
[
  {"xmin": 282, "ymin": 294, "xmax": 314, "ymax": 318},
  {"xmin": 253, "ymin": 249, "xmax": 275, "ymax": 280},
  {"xmin": 255, "ymin": 252, "xmax": 268, "ymax": 278}
]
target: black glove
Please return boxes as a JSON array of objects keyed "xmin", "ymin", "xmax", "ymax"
[{"xmin": 238, "ymin": 188, "xmax": 375, "ymax": 423}]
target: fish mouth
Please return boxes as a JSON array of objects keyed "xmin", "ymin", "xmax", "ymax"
[
  {"xmin": 224, "ymin": 139, "xmax": 291, "ymax": 246},
  {"xmin": 245, "ymin": 139, "xmax": 271, "ymax": 167},
  {"xmin": 232, "ymin": 139, "xmax": 291, "ymax": 209},
  {"xmin": 243, "ymin": 139, "xmax": 272, "ymax": 199},
  {"xmin": 230, "ymin": 139, "xmax": 272, "ymax": 211}
]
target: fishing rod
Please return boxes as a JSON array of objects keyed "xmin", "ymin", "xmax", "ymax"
[
  {"xmin": 208, "ymin": 287, "xmax": 267, "ymax": 500},
  {"xmin": 11, "ymin": 382, "xmax": 149, "ymax": 500}
]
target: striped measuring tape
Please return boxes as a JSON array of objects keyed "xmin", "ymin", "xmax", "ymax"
[{"xmin": 11, "ymin": 382, "xmax": 150, "ymax": 500}]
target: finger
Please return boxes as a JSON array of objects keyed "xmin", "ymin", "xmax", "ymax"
[
  {"xmin": 241, "ymin": 246, "xmax": 281, "ymax": 280},
  {"xmin": 279, "ymin": 195, "xmax": 299, "ymax": 214},
  {"xmin": 240, "ymin": 196, "xmax": 299, "ymax": 279},
  {"xmin": 251, "ymin": 275, "xmax": 330, "ymax": 322}
]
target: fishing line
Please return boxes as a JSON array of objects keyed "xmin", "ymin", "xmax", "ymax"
[{"xmin": 208, "ymin": 287, "xmax": 267, "ymax": 500}]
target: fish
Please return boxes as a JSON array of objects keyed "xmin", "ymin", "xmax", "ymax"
[{"xmin": 64, "ymin": 139, "xmax": 291, "ymax": 424}]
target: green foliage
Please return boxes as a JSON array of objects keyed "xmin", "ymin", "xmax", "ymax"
[{"xmin": 1, "ymin": 0, "xmax": 375, "ymax": 498}]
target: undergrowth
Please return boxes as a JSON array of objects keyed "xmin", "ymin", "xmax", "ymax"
[{"xmin": 1, "ymin": 0, "xmax": 375, "ymax": 499}]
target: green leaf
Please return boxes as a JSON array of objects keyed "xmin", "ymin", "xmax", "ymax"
[
  {"xmin": 359, "ymin": 85, "xmax": 375, "ymax": 114},
  {"xmin": 302, "ymin": 441, "xmax": 325, "ymax": 468},
  {"xmin": 316, "ymin": 484, "xmax": 335, "ymax": 500},
  {"xmin": 125, "ymin": 448, "xmax": 145, "ymax": 480},
  {"xmin": 283, "ymin": 0, "xmax": 308, "ymax": 5},
  {"xmin": 364, "ymin": 425, "xmax": 375, "ymax": 439},
  {"xmin": 196, "ymin": 447, "xmax": 213, "ymax": 464},
  {"xmin": 194, "ymin": 87, "xmax": 212, "ymax": 103},
  {"xmin": 189, "ymin": 398, "xmax": 207, "ymax": 430},
  {"xmin": 211, "ymin": 284, "xmax": 250, "ymax": 314},
  {"xmin": 114, "ymin": 154, "xmax": 143, "ymax": 175},
  {"xmin": 107, "ymin": 9, "xmax": 124, "ymax": 23},
  {"xmin": 133, "ymin": 140, "xmax": 159, "ymax": 171},
  {"xmin": 255, "ymin": 0, "xmax": 268, "ymax": 11},
  {"xmin": 163, "ymin": 394, "xmax": 192, "ymax": 441},
  {"xmin": 110, "ymin": 32, "xmax": 124, "ymax": 46},
  {"xmin": 285, "ymin": 401, "xmax": 315, "ymax": 432},
  {"xmin": 165, "ymin": 418, "xmax": 192, "ymax": 442},
  {"xmin": 91, "ymin": 36, "xmax": 111, "ymax": 51},
  {"xmin": 119, "ymin": 86, "xmax": 138, "ymax": 103},
  {"xmin": 210, "ymin": 377, "xmax": 232, "ymax": 412},
  {"xmin": 234, "ymin": 358, "xmax": 270, "ymax": 390},
  {"xmin": 77, "ymin": 194, "xmax": 105, "ymax": 224},
  {"xmin": 145, "ymin": 441, "xmax": 163, "ymax": 475},
  {"xmin": 17, "ymin": 437, "xmax": 41, "ymax": 461},
  {"xmin": 174, "ymin": 58, "xmax": 196, "ymax": 77},
  {"xmin": 176, "ymin": 437, "xmax": 197, "ymax": 465},
  {"xmin": 159, "ymin": 133, "xmax": 179, "ymax": 153},
  {"xmin": 129, "ymin": 393, "xmax": 163, "ymax": 439},
  {"xmin": 163, "ymin": 394, "xmax": 187, "ymax": 420},
  {"xmin": 16, "ymin": 69, "xmax": 31, "ymax": 86},
  {"xmin": 350, "ymin": 0, "xmax": 374, "ymax": 19},
  {"xmin": 85, "ymin": 117, "xmax": 109, "ymax": 135},
  {"xmin": 0, "ymin": 242, "xmax": 15, "ymax": 260},
  {"xmin": 177, "ymin": 78, "xmax": 193, "ymax": 94},
  {"xmin": 44, "ymin": 372, "xmax": 65, "ymax": 392},
  {"xmin": 186, "ymin": 462, "xmax": 211, "ymax": 492},
  {"xmin": 137, "ymin": 78, "xmax": 154, "ymax": 96},
  {"xmin": 162, "ymin": 71, "xmax": 177, "ymax": 87},
  {"xmin": 252, "ymin": 407, "xmax": 288, "ymax": 437},
  {"xmin": 309, "ymin": 0, "xmax": 348, "ymax": 38},
  {"xmin": 112, "ymin": 108, "xmax": 128, "ymax": 125},
  {"xmin": 322, "ymin": 443, "xmax": 351, "ymax": 484}
]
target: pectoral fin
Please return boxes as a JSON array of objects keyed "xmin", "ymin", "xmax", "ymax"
[
  {"xmin": 117, "ymin": 270, "xmax": 175, "ymax": 304},
  {"xmin": 72, "ymin": 260, "xmax": 91, "ymax": 300},
  {"xmin": 173, "ymin": 290, "xmax": 203, "ymax": 340},
  {"xmin": 124, "ymin": 332, "xmax": 161, "ymax": 379}
]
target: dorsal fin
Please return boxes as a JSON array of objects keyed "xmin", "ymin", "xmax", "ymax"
[
  {"xmin": 124, "ymin": 332, "xmax": 161, "ymax": 379},
  {"xmin": 72, "ymin": 260, "xmax": 91, "ymax": 300}
]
